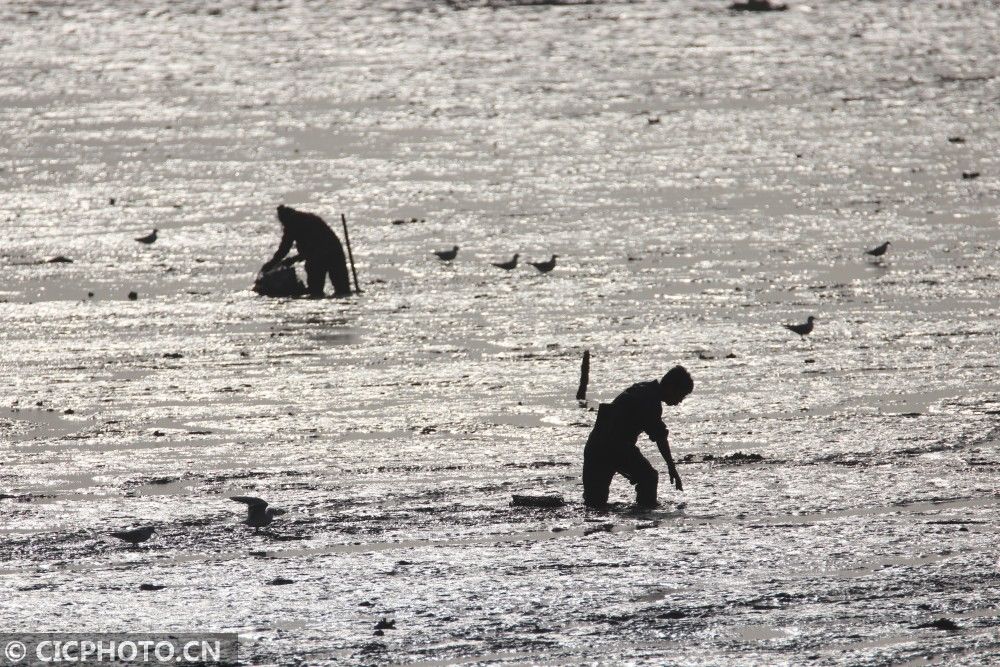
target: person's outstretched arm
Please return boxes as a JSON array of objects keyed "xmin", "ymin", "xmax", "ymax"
[
  {"xmin": 644, "ymin": 408, "xmax": 682, "ymax": 492},
  {"xmin": 656, "ymin": 435, "xmax": 683, "ymax": 491},
  {"xmin": 262, "ymin": 232, "xmax": 294, "ymax": 272}
]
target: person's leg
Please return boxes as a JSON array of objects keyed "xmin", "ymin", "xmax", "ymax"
[
  {"xmin": 582, "ymin": 404, "xmax": 617, "ymax": 508},
  {"xmin": 328, "ymin": 262, "xmax": 352, "ymax": 296},
  {"xmin": 617, "ymin": 447, "xmax": 659, "ymax": 508},
  {"xmin": 304, "ymin": 259, "xmax": 326, "ymax": 297},
  {"xmin": 583, "ymin": 446, "xmax": 615, "ymax": 509},
  {"xmin": 327, "ymin": 240, "xmax": 352, "ymax": 296}
]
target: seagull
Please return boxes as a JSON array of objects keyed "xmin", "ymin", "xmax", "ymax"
[
  {"xmin": 433, "ymin": 245, "xmax": 459, "ymax": 262},
  {"xmin": 492, "ymin": 254, "xmax": 519, "ymax": 271},
  {"xmin": 784, "ymin": 316, "xmax": 816, "ymax": 339},
  {"xmin": 135, "ymin": 229, "xmax": 158, "ymax": 244},
  {"xmin": 110, "ymin": 526, "xmax": 155, "ymax": 546},
  {"xmin": 866, "ymin": 241, "xmax": 891, "ymax": 258},
  {"xmin": 230, "ymin": 496, "xmax": 286, "ymax": 531},
  {"xmin": 529, "ymin": 255, "xmax": 559, "ymax": 273}
]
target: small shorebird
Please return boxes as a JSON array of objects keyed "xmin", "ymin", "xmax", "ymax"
[
  {"xmin": 866, "ymin": 241, "xmax": 891, "ymax": 258},
  {"xmin": 434, "ymin": 245, "xmax": 459, "ymax": 262},
  {"xmin": 492, "ymin": 254, "xmax": 519, "ymax": 271},
  {"xmin": 230, "ymin": 496, "xmax": 286, "ymax": 532},
  {"xmin": 529, "ymin": 255, "xmax": 559, "ymax": 273},
  {"xmin": 110, "ymin": 526, "xmax": 155, "ymax": 546},
  {"xmin": 784, "ymin": 316, "xmax": 816, "ymax": 339},
  {"xmin": 135, "ymin": 229, "xmax": 158, "ymax": 244}
]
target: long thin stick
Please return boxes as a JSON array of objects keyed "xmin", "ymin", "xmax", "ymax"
[
  {"xmin": 576, "ymin": 349, "xmax": 590, "ymax": 402},
  {"xmin": 340, "ymin": 213, "xmax": 362, "ymax": 294}
]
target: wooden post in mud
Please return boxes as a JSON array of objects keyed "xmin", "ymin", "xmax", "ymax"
[
  {"xmin": 340, "ymin": 213, "xmax": 362, "ymax": 294},
  {"xmin": 576, "ymin": 349, "xmax": 590, "ymax": 402}
]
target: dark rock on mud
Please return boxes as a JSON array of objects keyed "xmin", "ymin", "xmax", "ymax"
[
  {"xmin": 374, "ymin": 618, "xmax": 395, "ymax": 631},
  {"xmin": 138, "ymin": 584, "xmax": 166, "ymax": 591},
  {"xmin": 128, "ymin": 291, "xmax": 138, "ymax": 300},
  {"xmin": 962, "ymin": 171, "xmax": 980, "ymax": 180},
  {"xmin": 141, "ymin": 476, "xmax": 178, "ymax": 486},
  {"xmin": 730, "ymin": 0, "xmax": 788, "ymax": 11},
  {"xmin": 511, "ymin": 494, "xmax": 566, "ymax": 508},
  {"xmin": 915, "ymin": 618, "xmax": 960, "ymax": 631},
  {"xmin": 46, "ymin": 256, "xmax": 73, "ymax": 263},
  {"xmin": 267, "ymin": 577, "xmax": 295, "ymax": 586}
]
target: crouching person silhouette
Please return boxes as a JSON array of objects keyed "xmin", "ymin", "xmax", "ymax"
[
  {"xmin": 261, "ymin": 205, "xmax": 352, "ymax": 297},
  {"xmin": 583, "ymin": 366, "xmax": 693, "ymax": 509}
]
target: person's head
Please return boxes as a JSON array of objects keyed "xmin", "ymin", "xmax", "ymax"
[
  {"xmin": 659, "ymin": 365, "xmax": 693, "ymax": 406},
  {"xmin": 276, "ymin": 204, "xmax": 294, "ymax": 226}
]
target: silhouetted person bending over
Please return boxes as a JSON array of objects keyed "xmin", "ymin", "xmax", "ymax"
[
  {"xmin": 261, "ymin": 205, "xmax": 352, "ymax": 297},
  {"xmin": 583, "ymin": 366, "xmax": 693, "ymax": 509}
]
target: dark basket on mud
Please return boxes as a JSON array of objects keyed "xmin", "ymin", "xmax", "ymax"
[{"xmin": 253, "ymin": 266, "xmax": 306, "ymax": 298}]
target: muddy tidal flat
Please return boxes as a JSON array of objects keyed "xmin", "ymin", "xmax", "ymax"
[{"xmin": 2, "ymin": 0, "xmax": 999, "ymax": 664}]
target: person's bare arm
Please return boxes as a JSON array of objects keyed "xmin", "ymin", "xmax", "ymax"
[
  {"xmin": 656, "ymin": 434, "xmax": 683, "ymax": 491},
  {"xmin": 262, "ymin": 232, "xmax": 294, "ymax": 272}
]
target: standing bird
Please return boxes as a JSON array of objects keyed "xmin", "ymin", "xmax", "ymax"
[
  {"xmin": 529, "ymin": 255, "xmax": 559, "ymax": 273},
  {"xmin": 866, "ymin": 241, "xmax": 891, "ymax": 258},
  {"xmin": 783, "ymin": 316, "xmax": 816, "ymax": 339},
  {"xmin": 434, "ymin": 246, "xmax": 459, "ymax": 262},
  {"xmin": 135, "ymin": 229, "xmax": 158, "ymax": 244},
  {"xmin": 230, "ymin": 496, "xmax": 286, "ymax": 532},
  {"xmin": 491, "ymin": 253, "xmax": 519, "ymax": 271},
  {"xmin": 109, "ymin": 526, "xmax": 156, "ymax": 547}
]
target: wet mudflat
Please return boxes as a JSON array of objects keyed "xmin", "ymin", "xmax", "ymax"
[{"xmin": 1, "ymin": 0, "xmax": 999, "ymax": 664}]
